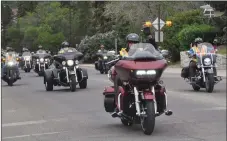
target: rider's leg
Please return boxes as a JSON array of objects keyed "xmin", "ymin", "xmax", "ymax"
[{"xmin": 189, "ymin": 61, "xmax": 196, "ymax": 79}]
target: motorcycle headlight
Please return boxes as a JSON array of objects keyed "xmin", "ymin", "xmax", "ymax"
[
  {"xmin": 136, "ymin": 70, "xmax": 156, "ymax": 75},
  {"xmin": 62, "ymin": 61, "xmax": 66, "ymax": 65},
  {"xmin": 8, "ymin": 61, "xmax": 14, "ymax": 66},
  {"xmin": 45, "ymin": 58, "xmax": 49, "ymax": 62},
  {"xmin": 103, "ymin": 56, "xmax": 108, "ymax": 60},
  {"xmin": 67, "ymin": 60, "xmax": 74, "ymax": 66},
  {"xmin": 40, "ymin": 58, "xmax": 44, "ymax": 62},
  {"xmin": 75, "ymin": 60, "xmax": 79, "ymax": 65},
  {"xmin": 37, "ymin": 59, "xmax": 39, "ymax": 62},
  {"xmin": 204, "ymin": 58, "xmax": 211, "ymax": 66}
]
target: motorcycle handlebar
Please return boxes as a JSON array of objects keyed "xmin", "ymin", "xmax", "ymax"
[{"xmin": 105, "ymin": 58, "xmax": 119, "ymax": 65}]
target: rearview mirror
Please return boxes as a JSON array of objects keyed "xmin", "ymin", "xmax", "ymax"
[{"xmin": 161, "ymin": 50, "xmax": 169, "ymax": 57}]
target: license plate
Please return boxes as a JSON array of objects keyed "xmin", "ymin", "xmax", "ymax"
[
  {"xmin": 207, "ymin": 69, "xmax": 213, "ymax": 73},
  {"xmin": 69, "ymin": 71, "xmax": 75, "ymax": 74}
]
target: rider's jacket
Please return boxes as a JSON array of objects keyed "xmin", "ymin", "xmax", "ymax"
[{"xmin": 187, "ymin": 46, "xmax": 200, "ymax": 62}]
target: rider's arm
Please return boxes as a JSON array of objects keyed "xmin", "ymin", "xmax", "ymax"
[{"xmin": 187, "ymin": 48, "xmax": 194, "ymax": 55}]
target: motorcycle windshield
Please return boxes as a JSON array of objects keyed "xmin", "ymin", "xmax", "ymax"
[
  {"xmin": 22, "ymin": 52, "xmax": 31, "ymax": 56},
  {"xmin": 126, "ymin": 43, "xmax": 163, "ymax": 60},
  {"xmin": 58, "ymin": 47, "xmax": 78, "ymax": 54},
  {"xmin": 57, "ymin": 47, "xmax": 83, "ymax": 60},
  {"xmin": 197, "ymin": 42, "xmax": 215, "ymax": 55},
  {"xmin": 36, "ymin": 50, "xmax": 47, "ymax": 54},
  {"xmin": 5, "ymin": 52, "xmax": 17, "ymax": 64}
]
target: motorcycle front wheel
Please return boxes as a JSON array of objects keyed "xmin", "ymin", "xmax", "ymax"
[
  {"xmin": 70, "ymin": 75, "xmax": 76, "ymax": 92},
  {"xmin": 141, "ymin": 101, "xmax": 155, "ymax": 135},
  {"xmin": 205, "ymin": 74, "xmax": 214, "ymax": 93}
]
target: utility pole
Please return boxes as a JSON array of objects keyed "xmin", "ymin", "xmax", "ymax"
[
  {"xmin": 69, "ymin": 4, "xmax": 72, "ymax": 46},
  {"xmin": 158, "ymin": 3, "xmax": 161, "ymax": 44}
]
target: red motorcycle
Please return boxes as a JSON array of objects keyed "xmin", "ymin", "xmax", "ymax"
[{"xmin": 103, "ymin": 43, "xmax": 172, "ymax": 135}]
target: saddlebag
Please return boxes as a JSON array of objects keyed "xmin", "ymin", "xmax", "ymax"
[
  {"xmin": 103, "ymin": 86, "xmax": 116, "ymax": 112},
  {"xmin": 94, "ymin": 61, "xmax": 99, "ymax": 70},
  {"xmin": 181, "ymin": 66, "xmax": 189, "ymax": 78}
]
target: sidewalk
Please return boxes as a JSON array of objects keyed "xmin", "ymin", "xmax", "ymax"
[
  {"xmin": 165, "ymin": 68, "xmax": 226, "ymax": 77},
  {"xmin": 81, "ymin": 64, "xmax": 226, "ymax": 77}
]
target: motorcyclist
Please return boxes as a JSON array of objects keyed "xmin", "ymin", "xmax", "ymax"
[
  {"xmin": 186, "ymin": 37, "xmax": 203, "ymax": 79},
  {"xmin": 146, "ymin": 34, "xmax": 159, "ymax": 51},
  {"xmin": 97, "ymin": 44, "xmax": 108, "ymax": 70},
  {"xmin": 1, "ymin": 47, "xmax": 21, "ymax": 79},
  {"xmin": 111, "ymin": 33, "xmax": 140, "ymax": 117},
  {"xmin": 187, "ymin": 37, "xmax": 218, "ymax": 81}
]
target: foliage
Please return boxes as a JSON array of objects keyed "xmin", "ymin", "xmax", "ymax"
[
  {"xmin": 78, "ymin": 30, "xmax": 116, "ymax": 62},
  {"xmin": 177, "ymin": 24, "xmax": 216, "ymax": 49}
]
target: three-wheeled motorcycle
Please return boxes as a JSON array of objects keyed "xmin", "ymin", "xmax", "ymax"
[
  {"xmin": 181, "ymin": 42, "xmax": 222, "ymax": 93},
  {"xmin": 32, "ymin": 50, "xmax": 52, "ymax": 76},
  {"xmin": 1, "ymin": 52, "xmax": 21, "ymax": 86},
  {"xmin": 103, "ymin": 43, "xmax": 172, "ymax": 135},
  {"xmin": 21, "ymin": 51, "xmax": 32, "ymax": 72},
  {"xmin": 95, "ymin": 51, "xmax": 117, "ymax": 74},
  {"xmin": 44, "ymin": 47, "xmax": 88, "ymax": 92}
]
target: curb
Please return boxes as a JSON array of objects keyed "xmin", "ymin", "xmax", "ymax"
[{"xmin": 80, "ymin": 64, "xmax": 226, "ymax": 78}]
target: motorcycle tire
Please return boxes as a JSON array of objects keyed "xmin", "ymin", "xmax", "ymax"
[
  {"xmin": 79, "ymin": 79, "xmax": 87, "ymax": 89},
  {"xmin": 205, "ymin": 74, "xmax": 214, "ymax": 93},
  {"xmin": 100, "ymin": 71, "xmax": 104, "ymax": 74},
  {"xmin": 45, "ymin": 76, "xmax": 53, "ymax": 91},
  {"xmin": 141, "ymin": 101, "xmax": 155, "ymax": 135},
  {"xmin": 70, "ymin": 75, "xmax": 76, "ymax": 92},
  {"xmin": 8, "ymin": 80, "xmax": 13, "ymax": 86}
]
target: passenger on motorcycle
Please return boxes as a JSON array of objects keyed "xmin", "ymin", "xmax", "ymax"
[{"xmin": 1, "ymin": 47, "xmax": 21, "ymax": 79}]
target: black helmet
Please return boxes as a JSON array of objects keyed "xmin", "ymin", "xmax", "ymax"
[
  {"xmin": 126, "ymin": 33, "xmax": 140, "ymax": 43},
  {"xmin": 194, "ymin": 37, "xmax": 203, "ymax": 44},
  {"xmin": 61, "ymin": 41, "xmax": 69, "ymax": 48}
]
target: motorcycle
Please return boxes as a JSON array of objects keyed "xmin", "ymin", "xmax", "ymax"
[
  {"xmin": 21, "ymin": 51, "xmax": 32, "ymax": 72},
  {"xmin": 44, "ymin": 47, "xmax": 88, "ymax": 92},
  {"xmin": 103, "ymin": 43, "xmax": 172, "ymax": 135},
  {"xmin": 1, "ymin": 52, "xmax": 21, "ymax": 86},
  {"xmin": 32, "ymin": 50, "xmax": 52, "ymax": 76},
  {"xmin": 181, "ymin": 42, "xmax": 222, "ymax": 93},
  {"xmin": 95, "ymin": 51, "xmax": 117, "ymax": 74}
]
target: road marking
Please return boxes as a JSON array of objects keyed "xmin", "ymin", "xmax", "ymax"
[
  {"xmin": 2, "ymin": 131, "xmax": 66, "ymax": 140},
  {"xmin": 192, "ymin": 107, "xmax": 226, "ymax": 111},
  {"xmin": 2, "ymin": 117, "xmax": 68, "ymax": 128},
  {"xmin": 2, "ymin": 120, "xmax": 47, "ymax": 127}
]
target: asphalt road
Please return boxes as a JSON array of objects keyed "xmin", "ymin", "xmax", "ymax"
[{"xmin": 2, "ymin": 66, "xmax": 226, "ymax": 141}]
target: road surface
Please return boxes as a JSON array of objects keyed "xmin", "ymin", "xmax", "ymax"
[{"xmin": 2, "ymin": 66, "xmax": 226, "ymax": 141}]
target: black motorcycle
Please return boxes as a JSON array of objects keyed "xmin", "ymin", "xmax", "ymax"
[
  {"xmin": 181, "ymin": 42, "xmax": 222, "ymax": 93},
  {"xmin": 95, "ymin": 51, "xmax": 117, "ymax": 74},
  {"xmin": 1, "ymin": 52, "xmax": 21, "ymax": 86},
  {"xmin": 21, "ymin": 51, "xmax": 32, "ymax": 72},
  {"xmin": 44, "ymin": 48, "xmax": 88, "ymax": 92},
  {"xmin": 32, "ymin": 50, "xmax": 52, "ymax": 76}
]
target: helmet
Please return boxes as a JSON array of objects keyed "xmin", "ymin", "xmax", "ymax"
[
  {"xmin": 126, "ymin": 33, "xmax": 140, "ymax": 43},
  {"xmin": 23, "ymin": 47, "xmax": 29, "ymax": 52},
  {"xmin": 38, "ymin": 45, "xmax": 42, "ymax": 49},
  {"xmin": 213, "ymin": 39, "xmax": 218, "ymax": 43},
  {"xmin": 6, "ymin": 47, "xmax": 13, "ymax": 51},
  {"xmin": 61, "ymin": 41, "xmax": 69, "ymax": 48},
  {"xmin": 194, "ymin": 37, "xmax": 203, "ymax": 44}
]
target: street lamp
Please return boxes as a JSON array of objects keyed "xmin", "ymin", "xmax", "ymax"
[{"xmin": 166, "ymin": 21, "xmax": 172, "ymax": 27}]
